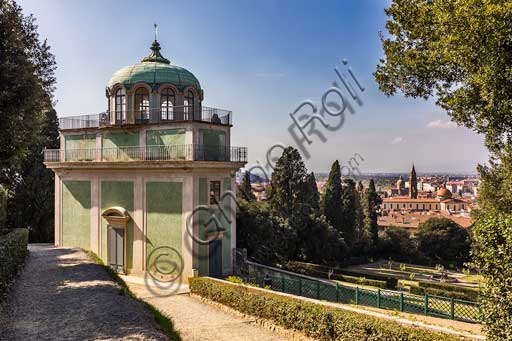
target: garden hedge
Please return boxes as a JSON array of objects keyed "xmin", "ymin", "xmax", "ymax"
[
  {"xmin": 189, "ymin": 277, "xmax": 458, "ymax": 341},
  {"xmin": 0, "ymin": 228, "xmax": 29, "ymax": 296},
  {"xmin": 416, "ymin": 281, "xmax": 480, "ymax": 302},
  {"xmin": 286, "ymin": 261, "xmax": 396, "ymax": 289}
]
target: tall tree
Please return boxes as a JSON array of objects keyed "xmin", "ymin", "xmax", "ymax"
[
  {"xmin": 9, "ymin": 110, "xmax": 59, "ymax": 241},
  {"xmin": 268, "ymin": 147, "xmax": 307, "ymax": 218},
  {"xmin": 304, "ymin": 172, "xmax": 320, "ymax": 214},
  {"xmin": 238, "ymin": 171, "xmax": 256, "ymax": 201},
  {"xmin": 0, "ymin": 0, "xmax": 56, "ymax": 188},
  {"xmin": 323, "ymin": 161, "xmax": 343, "ymax": 231},
  {"xmin": 339, "ymin": 179, "xmax": 358, "ymax": 246},
  {"xmin": 375, "ymin": 2, "xmax": 512, "ymax": 337},
  {"xmin": 364, "ymin": 179, "xmax": 381, "ymax": 246}
]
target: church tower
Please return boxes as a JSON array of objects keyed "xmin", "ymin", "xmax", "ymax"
[{"xmin": 409, "ymin": 164, "xmax": 418, "ymax": 199}]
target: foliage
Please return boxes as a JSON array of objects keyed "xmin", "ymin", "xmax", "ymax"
[
  {"xmin": 377, "ymin": 227, "xmax": 416, "ymax": 263},
  {"xmin": 375, "ymin": 0, "xmax": 512, "ymax": 153},
  {"xmin": 298, "ymin": 213, "xmax": 347, "ymax": 265},
  {"xmin": 268, "ymin": 147, "xmax": 307, "ymax": 219},
  {"xmin": 236, "ymin": 200, "xmax": 296, "ymax": 265},
  {"xmin": 375, "ymin": 2, "xmax": 512, "ymax": 336},
  {"xmin": 0, "ymin": 187, "xmax": 7, "ymax": 229},
  {"xmin": 339, "ymin": 179, "xmax": 358, "ymax": 246},
  {"xmin": 322, "ymin": 160, "xmax": 343, "ymax": 231},
  {"xmin": 0, "ymin": 228, "xmax": 28, "ymax": 297},
  {"xmin": 189, "ymin": 277, "xmax": 458, "ymax": 340},
  {"xmin": 472, "ymin": 211, "xmax": 512, "ymax": 339},
  {"xmin": 286, "ymin": 261, "xmax": 398, "ymax": 290},
  {"xmin": 8, "ymin": 110, "xmax": 59, "ymax": 242},
  {"xmin": 409, "ymin": 286, "xmax": 477, "ymax": 302},
  {"xmin": 285, "ymin": 262, "xmax": 388, "ymax": 289},
  {"xmin": 238, "ymin": 171, "xmax": 255, "ymax": 201},
  {"xmin": 417, "ymin": 281, "xmax": 480, "ymax": 302},
  {"xmin": 364, "ymin": 179, "xmax": 381, "ymax": 246},
  {"xmin": 417, "ymin": 218, "xmax": 471, "ymax": 267},
  {"xmin": 304, "ymin": 172, "xmax": 320, "ymax": 214},
  {"xmin": 0, "ymin": 0, "xmax": 56, "ymax": 185}
]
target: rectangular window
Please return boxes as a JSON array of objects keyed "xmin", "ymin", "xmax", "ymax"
[{"xmin": 209, "ymin": 181, "xmax": 221, "ymax": 204}]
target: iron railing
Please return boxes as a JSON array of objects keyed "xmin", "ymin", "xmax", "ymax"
[
  {"xmin": 245, "ymin": 274, "xmax": 480, "ymax": 323},
  {"xmin": 59, "ymin": 105, "xmax": 232, "ymax": 130},
  {"xmin": 43, "ymin": 144, "xmax": 247, "ymax": 163}
]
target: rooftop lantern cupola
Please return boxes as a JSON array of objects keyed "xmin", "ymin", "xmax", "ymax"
[{"xmin": 141, "ymin": 39, "xmax": 170, "ymax": 64}]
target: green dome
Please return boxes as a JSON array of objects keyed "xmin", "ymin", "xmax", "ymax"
[{"xmin": 108, "ymin": 40, "xmax": 201, "ymax": 91}]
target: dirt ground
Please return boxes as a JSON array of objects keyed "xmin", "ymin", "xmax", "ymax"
[{"xmin": 0, "ymin": 244, "xmax": 167, "ymax": 341}]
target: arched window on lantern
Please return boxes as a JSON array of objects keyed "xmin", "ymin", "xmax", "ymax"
[
  {"xmin": 160, "ymin": 87, "xmax": 175, "ymax": 121},
  {"xmin": 135, "ymin": 87, "xmax": 150, "ymax": 123},
  {"xmin": 184, "ymin": 90, "xmax": 195, "ymax": 119},
  {"xmin": 115, "ymin": 88, "xmax": 126, "ymax": 123}
]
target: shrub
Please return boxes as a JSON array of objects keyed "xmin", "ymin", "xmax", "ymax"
[
  {"xmin": 287, "ymin": 261, "xmax": 398, "ymax": 289},
  {"xmin": 417, "ymin": 281, "xmax": 480, "ymax": 301},
  {"xmin": 284, "ymin": 262, "xmax": 387, "ymax": 288},
  {"xmin": 0, "ymin": 228, "xmax": 29, "ymax": 296},
  {"xmin": 190, "ymin": 277, "xmax": 458, "ymax": 340},
  {"xmin": 409, "ymin": 286, "xmax": 472, "ymax": 301}
]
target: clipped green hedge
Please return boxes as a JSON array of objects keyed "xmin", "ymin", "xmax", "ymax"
[
  {"xmin": 0, "ymin": 228, "xmax": 29, "ymax": 296},
  {"xmin": 287, "ymin": 261, "xmax": 395, "ymax": 289},
  {"xmin": 416, "ymin": 281, "xmax": 480, "ymax": 302},
  {"xmin": 409, "ymin": 286, "xmax": 472, "ymax": 301},
  {"xmin": 190, "ymin": 277, "xmax": 458, "ymax": 341}
]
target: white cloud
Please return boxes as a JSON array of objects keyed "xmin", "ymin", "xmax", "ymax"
[
  {"xmin": 427, "ymin": 119, "xmax": 457, "ymax": 129},
  {"xmin": 390, "ymin": 136, "xmax": 404, "ymax": 145}
]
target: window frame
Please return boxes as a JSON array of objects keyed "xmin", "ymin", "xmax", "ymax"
[{"xmin": 209, "ymin": 180, "xmax": 221, "ymax": 205}]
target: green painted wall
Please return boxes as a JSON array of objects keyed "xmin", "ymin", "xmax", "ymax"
[
  {"xmin": 65, "ymin": 134, "xmax": 96, "ymax": 150},
  {"xmin": 146, "ymin": 129, "xmax": 186, "ymax": 146},
  {"xmin": 102, "ymin": 131, "xmax": 139, "ymax": 161},
  {"xmin": 200, "ymin": 129, "xmax": 225, "ymax": 147},
  {"xmin": 200, "ymin": 129, "xmax": 226, "ymax": 161},
  {"xmin": 197, "ymin": 177, "xmax": 233, "ymax": 275},
  {"xmin": 145, "ymin": 182, "xmax": 183, "ymax": 273},
  {"xmin": 65, "ymin": 135, "xmax": 96, "ymax": 161},
  {"xmin": 101, "ymin": 181, "xmax": 134, "ymax": 269},
  {"xmin": 62, "ymin": 181, "xmax": 91, "ymax": 249},
  {"xmin": 103, "ymin": 131, "xmax": 139, "ymax": 149},
  {"xmin": 222, "ymin": 177, "xmax": 232, "ymax": 273},
  {"xmin": 198, "ymin": 177, "xmax": 208, "ymax": 275}
]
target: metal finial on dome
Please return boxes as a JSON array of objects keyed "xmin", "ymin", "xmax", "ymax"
[{"xmin": 141, "ymin": 25, "xmax": 170, "ymax": 64}]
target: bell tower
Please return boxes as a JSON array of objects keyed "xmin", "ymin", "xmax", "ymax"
[{"xmin": 409, "ymin": 163, "xmax": 418, "ymax": 199}]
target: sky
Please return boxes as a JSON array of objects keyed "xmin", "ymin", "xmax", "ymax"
[{"xmin": 19, "ymin": 0, "xmax": 489, "ymax": 174}]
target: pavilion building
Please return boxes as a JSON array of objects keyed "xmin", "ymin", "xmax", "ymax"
[{"xmin": 44, "ymin": 39, "xmax": 247, "ymax": 281}]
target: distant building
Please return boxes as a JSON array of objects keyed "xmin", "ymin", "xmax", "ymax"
[{"xmin": 382, "ymin": 188, "xmax": 468, "ymax": 213}]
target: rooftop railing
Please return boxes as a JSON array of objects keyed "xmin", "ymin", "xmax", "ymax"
[
  {"xmin": 59, "ymin": 105, "xmax": 232, "ymax": 130},
  {"xmin": 43, "ymin": 144, "xmax": 247, "ymax": 163}
]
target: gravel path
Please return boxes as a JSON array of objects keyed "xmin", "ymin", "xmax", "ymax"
[
  {"xmin": 0, "ymin": 244, "xmax": 167, "ymax": 341},
  {"xmin": 128, "ymin": 284, "xmax": 292, "ymax": 341}
]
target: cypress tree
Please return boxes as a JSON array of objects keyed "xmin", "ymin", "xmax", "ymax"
[
  {"xmin": 323, "ymin": 160, "xmax": 343, "ymax": 230},
  {"xmin": 304, "ymin": 172, "xmax": 320, "ymax": 214},
  {"xmin": 340, "ymin": 178, "xmax": 358, "ymax": 246},
  {"xmin": 364, "ymin": 179, "xmax": 382, "ymax": 246},
  {"xmin": 268, "ymin": 147, "xmax": 307, "ymax": 218},
  {"xmin": 239, "ymin": 171, "xmax": 256, "ymax": 201}
]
